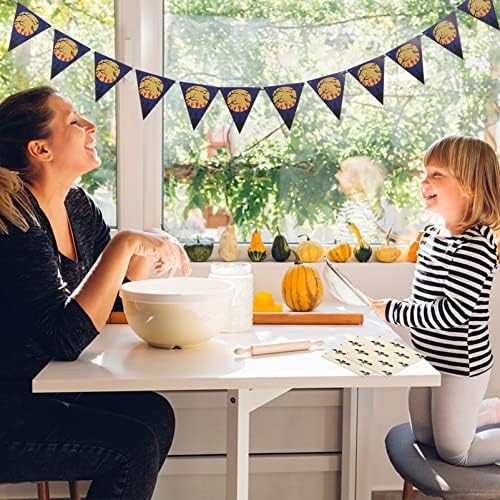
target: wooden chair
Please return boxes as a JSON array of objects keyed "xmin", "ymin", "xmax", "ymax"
[
  {"xmin": 385, "ymin": 423, "xmax": 500, "ymax": 499},
  {"xmin": 36, "ymin": 480, "xmax": 80, "ymax": 500}
]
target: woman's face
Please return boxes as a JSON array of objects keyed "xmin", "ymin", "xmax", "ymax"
[{"xmin": 44, "ymin": 94, "xmax": 101, "ymax": 176}]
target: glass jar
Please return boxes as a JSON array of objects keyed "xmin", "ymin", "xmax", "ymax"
[{"xmin": 208, "ymin": 262, "xmax": 253, "ymax": 332}]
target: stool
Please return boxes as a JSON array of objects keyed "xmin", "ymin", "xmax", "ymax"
[
  {"xmin": 37, "ymin": 480, "xmax": 80, "ymax": 500},
  {"xmin": 385, "ymin": 423, "xmax": 500, "ymax": 499}
]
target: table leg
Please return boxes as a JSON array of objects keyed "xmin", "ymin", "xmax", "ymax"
[{"xmin": 226, "ymin": 388, "xmax": 290, "ymax": 500}]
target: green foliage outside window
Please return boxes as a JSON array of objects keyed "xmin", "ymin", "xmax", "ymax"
[{"xmin": 162, "ymin": 0, "xmax": 498, "ymax": 241}]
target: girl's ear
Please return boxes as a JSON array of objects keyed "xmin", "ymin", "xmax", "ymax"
[{"xmin": 26, "ymin": 140, "xmax": 53, "ymax": 162}]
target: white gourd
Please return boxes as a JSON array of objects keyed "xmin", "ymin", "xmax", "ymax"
[{"xmin": 219, "ymin": 225, "xmax": 240, "ymax": 261}]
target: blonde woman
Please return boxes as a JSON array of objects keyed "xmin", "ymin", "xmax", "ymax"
[
  {"xmin": 371, "ymin": 136, "xmax": 500, "ymax": 466},
  {"xmin": 0, "ymin": 87, "xmax": 191, "ymax": 499}
]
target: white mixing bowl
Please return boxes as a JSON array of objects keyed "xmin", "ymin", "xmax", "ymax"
[{"xmin": 120, "ymin": 277, "xmax": 234, "ymax": 348}]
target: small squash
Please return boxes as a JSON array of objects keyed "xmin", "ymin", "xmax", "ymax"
[
  {"xmin": 348, "ymin": 222, "xmax": 372, "ymax": 262},
  {"xmin": 219, "ymin": 225, "xmax": 240, "ymax": 262},
  {"xmin": 247, "ymin": 228, "xmax": 267, "ymax": 262},
  {"xmin": 375, "ymin": 228, "xmax": 401, "ymax": 263},
  {"xmin": 271, "ymin": 230, "xmax": 291, "ymax": 262},
  {"xmin": 281, "ymin": 252, "xmax": 323, "ymax": 312},
  {"xmin": 295, "ymin": 234, "xmax": 324, "ymax": 263},
  {"xmin": 327, "ymin": 241, "xmax": 352, "ymax": 263},
  {"xmin": 407, "ymin": 231, "xmax": 424, "ymax": 263},
  {"xmin": 184, "ymin": 236, "xmax": 214, "ymax": 262}
]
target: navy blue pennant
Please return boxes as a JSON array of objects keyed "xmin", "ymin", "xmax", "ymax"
[
  {"xmin": 264, "ymin": 83, "xmax": 304, "ymax": 130},
  {"xmin": 424, "ymin": 12, "xmax": 463, "ymax": 59},
  {"xmin": 94, "ymin": 52, "xmax": 132, "ymax": 101},
  {"xmin": 386, "ymin": 36, "xmax": 425, "ymax": 84},
  {"xmin": 219, "ymin": 87, "xmax": 260, "ymax": 132},
  {"xmin": 179, "ymin": 82, "xmax": 219, "ymax": 130},
  {"xmin": 307, "ymin": 72, "xmax": 346, "ymax": 120},
  {"xmin": 348, "ymin": 56, "xmax": 385, "ymax": 105},
  {"xmin": 8, "ymin": 3, "xmax": 50, "ymax": 51},
  {"xmin": 458, "ymin": 0, "xmax": 499, "ymax": 30},
  {"xmin": 51, "ymin": 30, "xmax": 90, "ymax": 79},
  {"xmin": 136, "ymin": 70, "xmax": 175, "ymax": 119}
]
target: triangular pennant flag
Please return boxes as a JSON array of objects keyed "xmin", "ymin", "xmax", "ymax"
[
  {"xmin": 424, "ymin": 12, "xmax": 463, "ymax": 59},
  {"xmin": 458, "ymin": 0, "xmax": 499, "ymax": 30},
  {"xmin": 307, "ymin": 72, "xmax": 346, "ymax": 120},
  {"xmin": 179, "ymin": 82, "xmax": 218, "ymax": 130},
  {"xmin": 94, "ymin": 52, "xmax": 132, "ymax": 101},
  {"xmin": 264, "ymin": 83, "xmax": 304, "ymax": 130},
  {"xmin": 348, "ymin": 56, "xmax": 385, "ymax": 105},
  {"xmin": 51, "ymin": 30, "xmax": 90, "ymax": 79},
  {"xmin": 136, "ymin": 70, "xmax": 175, "ymax": 119},
  {"xmin": 219, "ymin": 87, "xmax": 260, "ymax": 132},
  {"xmin": 386, "ymin": 36, "xmax": 425, "ymax": 84},
  {"xmin": 8, "ymin": 3, "xmax": 51, "ymax": 51}
]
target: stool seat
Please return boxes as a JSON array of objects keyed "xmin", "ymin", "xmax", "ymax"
[{"xmin": 385, "ymin": 423, "xmax": 500, "ymax": 499}]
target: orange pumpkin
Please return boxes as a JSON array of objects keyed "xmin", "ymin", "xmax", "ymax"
[{"xmin": 407, "ymin": 231, "xmax": 424, "ymax": 263}]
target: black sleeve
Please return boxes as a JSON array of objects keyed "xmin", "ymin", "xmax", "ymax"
[
  {"xmin": 0, "ymin": 226, "xmax": 99, "ymax": 361},
  {"xmin": 84, "ymin": 190, "xmax": 126, "ymax": 312}
]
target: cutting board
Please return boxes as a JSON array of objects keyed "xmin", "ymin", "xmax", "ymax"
[{"xmin": 108, "ymin": 311, "xmax": 364, "ymax": 325}]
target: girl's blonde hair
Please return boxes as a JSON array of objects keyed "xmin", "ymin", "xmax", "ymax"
[
  {"xmin": 0, "ymin": 86, "xmax": 56, "ymax": 234},
  {"xmin": 424, "ymin": 136, "xmax": 500, "ymax": 234}
]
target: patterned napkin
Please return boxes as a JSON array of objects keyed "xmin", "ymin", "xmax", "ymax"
[{"xmin": 323, "ymin": 336, "xmax": 422, "ymax": 376}]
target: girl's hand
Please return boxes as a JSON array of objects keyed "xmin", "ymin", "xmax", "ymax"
[
  {"xmin": 119, "ymin": 229, "xmax": 192, "ymax": 277},
  {"xmin": 369, "ymin": 299, "xmax": 389, "ymax": 320}
]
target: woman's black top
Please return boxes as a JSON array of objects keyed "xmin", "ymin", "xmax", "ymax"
[{"xmin": 0, "ymin": 186, "xmax": 115, "ymax": 393}]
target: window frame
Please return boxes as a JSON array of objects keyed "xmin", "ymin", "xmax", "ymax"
[{"xmin": 115, "ymin": 0, "xmax": 164, "ymax": 231}]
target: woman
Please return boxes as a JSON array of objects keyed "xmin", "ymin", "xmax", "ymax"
[{"xmin": 0, "ymin": 86, "xmax": 191, "ymax": 499}]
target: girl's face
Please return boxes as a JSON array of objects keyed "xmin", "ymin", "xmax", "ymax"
[
  {"xmin": 44, "ymin": 94, "xmax": 101, "ymax": 176},
  {"xmin": 420, "ymin": 163, "xmax": 469, "ymax": 229}
]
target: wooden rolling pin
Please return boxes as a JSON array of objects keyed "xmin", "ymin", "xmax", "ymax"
[
  {"xmin": 252, "ymin": 312, "xmax": 364, "ymax": 325},
  {"xmin": 234, "ymin": 339, "xmax": 324, "ymax": 356},
  {"xmin": 108, "ymin": 311, "xmax": 364, "ymax": 325}
]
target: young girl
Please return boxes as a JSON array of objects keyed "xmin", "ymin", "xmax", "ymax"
[{"xmin": 370, "ymin": 136, "xmax": 500, "ymax": 466}]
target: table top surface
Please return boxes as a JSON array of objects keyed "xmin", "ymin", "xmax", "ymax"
[{"xmin": 33, "ymin": 310, "xmax": 440, "ymax": 393}]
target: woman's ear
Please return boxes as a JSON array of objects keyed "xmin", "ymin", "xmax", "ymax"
[{"xmin": 26, "ymin": 139, "xmax": 53, "ymax": 162}]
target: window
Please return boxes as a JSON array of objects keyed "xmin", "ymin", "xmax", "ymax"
[
  {"xmin": 0, "ymin": 0, "xmax": 116, "ymax": 226},
  {"xmin": 161, "ymin": 0, "xmax": 498, "ymax": 244}
]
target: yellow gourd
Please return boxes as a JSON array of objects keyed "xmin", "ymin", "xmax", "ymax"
[
  {"xmin": 219, "ymin": 225, "xmax": 240, "ymax": 262},
  {"xmin": 253, "ymin": 291, "xmax": 284, "ymax": 312},
  {"xmin": 407, "ymin": 231, "xmax": 424, "ymax": 263},
  {"xmin": 281, "ymin": 253, "xmax": 323, "ymax": 312},
  {"xmin": 247, "ymin": 229, "xmax": 267, "ymax": 262},
  {"xmin": 375, "ymin": 228, "xmax": 401, "ymax": 263},
  {"xmin": 348, "ymin": 223, "xmax": 372, "ymax": 262},
  {"xmin": 295, "ymin": 234, "xmax": 324, "ymax": 263},
  {"xmin": 327, "ymin": 241, "xmax": 352, "ymax": 263}
]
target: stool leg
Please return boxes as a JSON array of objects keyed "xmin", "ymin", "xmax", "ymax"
[
  {"xmin": 68, "ymin": 480, "xmax": 80, "ymax": 500},
  {"xmin": 37, "ymin": 481, "xmax": 50, "ymax": 500},
  {"xmin": 402, "ymin": 480, "xmax": 415, "ymax": 500}
]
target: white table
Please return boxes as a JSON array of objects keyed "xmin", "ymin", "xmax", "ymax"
[{"xmin": 33, "ymin": 311, "xmax": 440, "ymax": 500}]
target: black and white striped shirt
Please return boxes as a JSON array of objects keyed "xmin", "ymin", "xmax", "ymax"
[{"xmin": 386, "ymin": 225, "xmax": 498, "ymax": 377}]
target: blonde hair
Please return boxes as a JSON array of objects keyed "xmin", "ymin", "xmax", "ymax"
[
  {"xmin": 0, "ymin": 86, "xmax": 55, "ymax": 234},
  {"xmin": 0, "ymin": 167, "xmax": 37, "ymax": 234},
  {"xmin": 424, "ymin": 136, "xmax": 500, "ymax": 234}
]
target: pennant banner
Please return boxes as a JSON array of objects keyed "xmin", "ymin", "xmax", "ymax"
[
  {"xmin": 387, "ymin": 36, "xmax": 425, "ymax": 84},
  {"xmin": 6, "ymin": 2, "xmax": 500, "ymax": 124},
  {"xmin": 458, "ymin": 0, "xmax": 499, "ymax": 29},
  {"xmin": 180, "ymin": 82, "xmax": 219, "ymax": 130},
  {"xmin": 348, "ymin": 56, "xmax": 385, "ymax": 104},
  {"xmin": 424, "ymin": 12, "xmax": 463, "ymax": 59},
  {"xmin": 136, "ymin": 70, "xmax": 175, "ymax": 119},
  {"xmin": 220, "ymin": 87, "xmax": 260, "ymax": 132},
  {"xmin": 8, "ymin": 3, "xmax": 50, "ymax": 51},
  {"xmin": 51, "ymin": 30, "xmax": 90, "ymax": 79},
  {"xmin": 264, "ymin": 83, "xmax": 304, "ymax": 130},
  {"xmin": 94, "ymin": 52, "xmax": 132, "ymax": 101},
  {"xmin": 307, "ymin": 72, "xmax": 346, "ymax": 120}
]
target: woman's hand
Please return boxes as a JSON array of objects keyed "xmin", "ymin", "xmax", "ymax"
[
  {"xmin": 369, "ymin": 299, "xmax": 389, "ymax": 320},
  {"xmin": 119, "ymin": 229, "xmax": 191, "ymax": 277}
]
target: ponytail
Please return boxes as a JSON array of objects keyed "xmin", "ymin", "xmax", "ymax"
[
  {"xmin": 0, "ymin": 166, "xmax": 37, "ymax": 234},
  {"xmin": 0, "ymin": 86, "xmax": 56, "ymax": 234}
]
